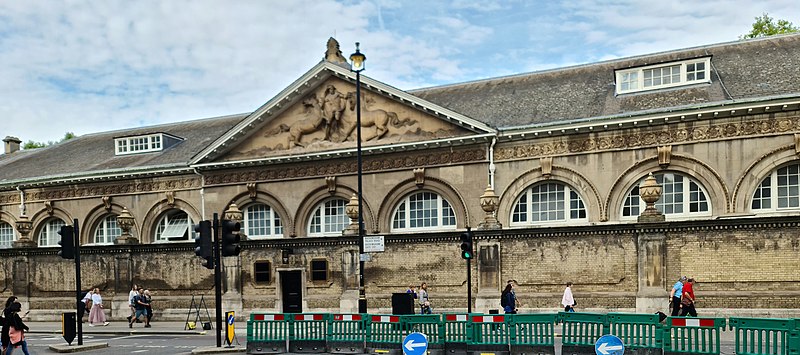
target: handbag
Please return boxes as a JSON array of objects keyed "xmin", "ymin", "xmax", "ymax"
[{"xmin": 9, "ymin": 325, "xmax": 23, "ymax": 345}]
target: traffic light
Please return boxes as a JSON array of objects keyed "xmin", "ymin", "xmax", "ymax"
[
  {"xmin": 193, "ymin": 220, "xmax": 214, "ymax": 269},
  {"xmin": 460, "ymin": 230, "xmax": 473, "ymax": 259},
  {"xmin": 220, "ymin": 219, "xmax": 241, "ymax": 257},
  {"xmin": 58, "ymin": 225, "xmax": 75, "ymax": 259}
]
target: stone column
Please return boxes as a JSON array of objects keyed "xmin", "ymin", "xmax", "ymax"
[
  {"xmin": 12, "ymin": 214, "xmax": 36, "ymax": 248},
  {"xmin": 636, "ymin": 172, "xmax": 668, "ymax": 313}
]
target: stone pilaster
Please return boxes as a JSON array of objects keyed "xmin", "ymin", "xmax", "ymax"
[{"xmin": 635, "ymin": 229, "xmax": 669, "ymax": 313}]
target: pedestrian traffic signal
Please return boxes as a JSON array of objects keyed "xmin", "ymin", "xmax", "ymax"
[
  {"xmin": 460, "ymin": 231, "xmax": 473, "ymax": 259},
  {"xmin": 58, "ymin": 225, "xmax": 76, "ymax": 259},
  {"xmin": 193, "ymin": 220, "xmax": 214, "ymax": 269},
  {"xmin": 220, "ymin": 219, "xmax": 241, "ymax": 257}
]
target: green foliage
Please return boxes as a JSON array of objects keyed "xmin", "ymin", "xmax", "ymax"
[
  {"xmin": 22, "ymin": 132, "xmax": 77, "ymax": 150},
  {"xmin": 741, "ymin": 13, "xmax": 799, "ymax": 39}
]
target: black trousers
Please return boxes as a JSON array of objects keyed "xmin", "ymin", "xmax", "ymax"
[
  {"xmin": 671, "ymin": 297, "xmax": 682, "ymax": 316},
  {"xmin": 680, "ymin": 303, "xmax": 697, "ymax": 317}
]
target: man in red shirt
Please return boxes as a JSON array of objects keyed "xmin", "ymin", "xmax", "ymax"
[{"xmin": 679, "ymin": 278, "xmax": 697, "ymax": 317}]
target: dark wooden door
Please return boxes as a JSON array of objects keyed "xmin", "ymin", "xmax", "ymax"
[{"xmin": 280, "ymin": 270, "xmax": 303, "ymax": 313}]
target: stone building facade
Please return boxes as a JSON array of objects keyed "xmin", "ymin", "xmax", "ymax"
[{"xmin": 1, "ymin": 35, "xmax": 800, "ymax": 319}]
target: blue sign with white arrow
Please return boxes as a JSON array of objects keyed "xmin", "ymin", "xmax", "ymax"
[
  {"xmin": 402, "ymin": 332, "xmax": 428, "ymax": 355},
  {"xmin": 595, "ymin": 334, "xmax": 624, "ymax": 355}
]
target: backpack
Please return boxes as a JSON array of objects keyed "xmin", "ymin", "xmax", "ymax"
[{"xmin": 500, "ymin": 292, "xmax": 509, "ymax": 307}]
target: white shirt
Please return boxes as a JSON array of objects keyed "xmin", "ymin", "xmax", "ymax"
[
  {"xmin": 129, "ymin": 290, "xmax": 138, "ymax": 305},
  {"xmin": 91, "ymin": 293, "xmax": 103, "ymax": 306},
  {"xmin": 561, "ymin": 286, "xmax": 574, "ymax": 307},
  {"xmin": 82, "ymin": 291, "xmax": 92, "ymax": 302}
]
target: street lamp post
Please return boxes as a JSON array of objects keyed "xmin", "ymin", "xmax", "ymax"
[{"xmin": 350, "ymin": 42, "xmax": 367, "ymax": 314}]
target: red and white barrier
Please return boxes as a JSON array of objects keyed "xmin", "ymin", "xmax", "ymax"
[
  {"xmin": 333, "ymin": 314, "xmax": 362, "ymax": 321},
  {"xmin": 671, "ymin": 318, "xmax": 715, "ymax": 327},
  {"xmin": 371, "ymin": 315, "xmax": 400, "ymax": 323},
  {"xmin": 253, "ymin": 314, "xmax": 285, "ymax": 321}
]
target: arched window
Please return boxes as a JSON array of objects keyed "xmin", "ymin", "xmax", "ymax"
[
  {"xmin": 308, "ymin": 198, "xmax": 349, "ymax": 236},
  {"xmin": 511, "ymin": 182, "xmax": 587, "ymax": 225},
  {"xmin": 244, "ymin": 203, "xmax": 283, "ymax": 239},
  {"xmin": 155, "ymin": 210, "xmax": 194, "ymax": 242},
  {"xmin": 391, "ymin": 191, "xmax": 457, "ymax": 231},
  {"xmin": 621, "ymin": 173, "xmax": 710, "ymax": 218},
  {"xmin": 94, "ymin": 215, "xmax": 120, "ymax": 244},
  {"xmin": 38, "ymin": 218, "xmax": 66, "ymax": 246},
  {"xmin": 0, "ymin": 222, "xmax": 15, "ymax": 248},
  {"xmin": 752, "ymin": 163, "xmax": 800, "ymax": 211}
]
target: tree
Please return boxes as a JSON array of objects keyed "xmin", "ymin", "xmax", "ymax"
[
  {"xmin": 22, "ymin": 132, "xmax": 77, "ymax": 150},
  {"xmin": 741, "ymin": 13, "xmax": 799, "ymax": 39}
]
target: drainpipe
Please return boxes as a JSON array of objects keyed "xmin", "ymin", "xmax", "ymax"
[
  {"xmin": 16, "ymin": 186, "xmax": 25, "ymax": 215},
  {"xmin": 193, "ymin": 168, "xmax": 206, "ymax": 219},
  {"xmin": 488, "ymin": 137, "xmax": 497, "ymax": 189}
]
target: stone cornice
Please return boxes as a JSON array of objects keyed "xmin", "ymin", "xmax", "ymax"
[
  {"xmin": 204, "ymin": 147, "xmax": 486, "ymax": 186},
  {"xmin": 495, "ymin": 111, "xmax": 800, "ymax": 161},
  {"xmin": 0, "ymin": 176, "xmax": 202, "ymax": 205}
]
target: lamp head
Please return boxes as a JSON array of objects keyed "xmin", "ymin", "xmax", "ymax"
[{"xmin": 350, "ymin": 42, "xmax": 366, "ymax": 72}]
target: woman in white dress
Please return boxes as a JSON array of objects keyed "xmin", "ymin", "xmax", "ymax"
[{"xmin": 88, "ymin": 288, "xmax": 109, "ymax": 326}]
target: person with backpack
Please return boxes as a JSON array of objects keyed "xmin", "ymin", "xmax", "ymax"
[
  {"xmin": 4, "ymin": 301, "xmax": 30, "ymax": 355},
  {"xmin": 501, "ymin": 283, "xmax": 517, "ymax": 314}
]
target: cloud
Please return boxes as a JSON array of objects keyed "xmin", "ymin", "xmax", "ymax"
[{"xmin": 1, "ymin": 0, "xmax": 798, "ymax": 144}]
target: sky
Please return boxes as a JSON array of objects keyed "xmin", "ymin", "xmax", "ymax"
[{"xmin": 1, "ymin": 0, "xmax": 798, "ymax": 145}]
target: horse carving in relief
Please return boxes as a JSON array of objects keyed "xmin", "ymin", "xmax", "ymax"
[
  {"xmin": 341, "ymin": 92, "xmax": 399, "ymax": 141},
  {"xmin": 286, "ymin": 95, "xmax": 325, "ymax": 148}
]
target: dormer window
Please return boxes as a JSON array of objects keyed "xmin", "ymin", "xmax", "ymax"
[
  {"xmin": 114, "ymin": 133, "xmax": 182, "ymax": 155},
  {"xmin": 615, "ymin": 57, "xmax": 711, "ymax": 95}
]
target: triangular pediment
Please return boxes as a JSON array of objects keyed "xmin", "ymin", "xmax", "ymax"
[{"xmin": 192, "ymin": 61, "xmax": 495, "ymax": 166}]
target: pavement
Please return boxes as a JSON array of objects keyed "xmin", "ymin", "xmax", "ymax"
[
  {"xmin": 30, "ymin": 321, "xmax": 246, "ymax": 353},
  {"xmin": 29, "ymin": 320, "xmax": 209, "ymax": 336}
]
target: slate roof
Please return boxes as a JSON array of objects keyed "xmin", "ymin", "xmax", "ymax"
[
  {"xmin": 410, "ymin": 34, "xmax": 800, "ymax": 129},
  {"xmin": 0, "ymin": 114, "xmax": 246, "ymax": 186}
]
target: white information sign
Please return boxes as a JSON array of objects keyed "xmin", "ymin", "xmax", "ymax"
[{"xmin": 363, "ymin": 235, "xmax": 385, "ymax": 253}]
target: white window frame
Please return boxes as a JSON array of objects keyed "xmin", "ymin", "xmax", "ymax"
[
  {"xmin": 615, "ymin": 57, "xmax": 711, "ymax": 94},
  {"xmin": 38, "ymin": 218, "xmax": 66, "ymax": 247},
  {"xmin": 307, "ymin": 198, "xmax": 349, "ymax": 237},
  {"xmin": 0, "ymin": 222, "xmax": 15, "ymax": 248},
  {"xmin": 244, "ymin": 203, "xmax": 283, "ymax": 239},
  {"xmin": 621, "ymin": 173, "xmax": 712, "ymax": 220},
  {"xmin": 93, "ymin": 215, "xmax": 120, "ymax": 245},
  {"xmin": 155, "ymin": 210, "xmax": 194, "ymax": 242},
  {"xmin": 751, "ymin": 163, "xmax": 800, "ymax": 213},
  {"xmin": 115, "ymin": 133, "xmax": 165, "ymax": 155},
  {"xmin": 510, "ymin": 182, "xmax": 587, "ymax": 226},
  {"xmin": 391, "ymin": 191, "xmax": 457, "ymax": 232}
]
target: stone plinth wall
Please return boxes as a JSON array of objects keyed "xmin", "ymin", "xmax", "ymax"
[{"xmin": 1, "ymin": 216, "xmax": 799, "ymax": 319}]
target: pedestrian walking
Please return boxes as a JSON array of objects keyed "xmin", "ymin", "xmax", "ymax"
[
  {"xmin": 406, "ymin": 285, "xmax": 418, "ymax": 299},
  {"xmin": 1, "ymin": 296, "xmax": 18, "ymax": 354},
  {"xmin": 501, "ymin": 283, "xmax": 517, "ymax": 314},
  {"xmin": 4, "ymin": 301, "xmax": 30, "ymax": 355},
  {"xmin": 127, "ymin": 284, "xmax": 138, "ymax": 323},
  {"xmin": 88, "ymin": 288, "xmax": 109, "ymax": 326},
  {"xmin": 418, "ymin": 282, "xmax": 432, "ymax": 314},
  {"xmin": 669, "ymin": 276, "xmax": 687, "ymax": 316},
  {"xmin": 78, "ymin": 289, "xmax": 92, "ymax": 323},
  {"xmin": 562, "ymin": 282, "xmax": 576, "ymax": 312},
  {"xmin": 679, "ymin": 278, "xmax": 698, "ymax": 317},
  {"xmin": 129, "ymin": 288, "xmax": 151, "ymax": 328},
  {"xmin": 144, "ymin": 290, "xmax": 153, "ymax": 323}
]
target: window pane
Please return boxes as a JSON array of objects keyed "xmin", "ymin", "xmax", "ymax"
[{"xmin": 0, "ymin": 223, "xmax": 15, "ymax": 248}]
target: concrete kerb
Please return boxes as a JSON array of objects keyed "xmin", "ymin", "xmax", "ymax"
[
  {"xmin": 48, "ymin": 342, "xmax": 110, "ymax": 353},
  {"xmin": 191, "ymin": 346, "xmax": 247, "ymax": 354}
]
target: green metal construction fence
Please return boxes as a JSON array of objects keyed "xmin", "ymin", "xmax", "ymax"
[{"xmin": 246, "ymin": 312, "xmax": 800, "ymax": 355}]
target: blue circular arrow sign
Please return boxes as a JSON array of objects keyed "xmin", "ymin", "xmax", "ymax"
[
  {"xmin": 402, "ymin": 332, "xmax": 428, "ymax": 355},
  {"xmin": 595, "ymin": 334, "xmax": 624, "ymax": 355}
]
